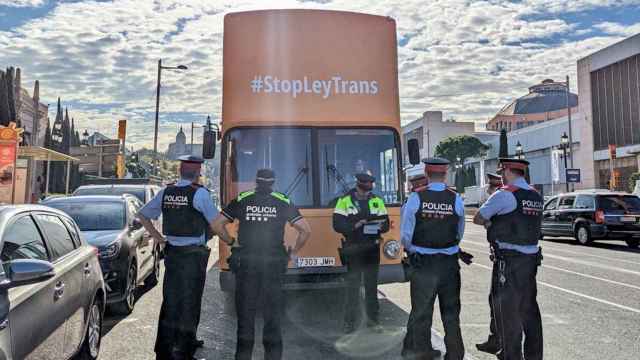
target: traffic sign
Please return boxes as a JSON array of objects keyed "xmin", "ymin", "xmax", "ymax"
[{"xmin": 566, "ymin": 168, "xmax": 581, "ymax": 183}]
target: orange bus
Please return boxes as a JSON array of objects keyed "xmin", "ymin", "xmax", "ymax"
[{"xmin": 218, "ymin": 9, "xmax": 405, "ymax": 291}]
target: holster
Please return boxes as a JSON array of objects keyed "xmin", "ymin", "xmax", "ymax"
[
  {"xmin": 536, "ymin": 246, "xmax": 543, "ymax": 266},
  {"xmin": 338, "ymin": 238, "xmax": 378, "ymax": 266}
]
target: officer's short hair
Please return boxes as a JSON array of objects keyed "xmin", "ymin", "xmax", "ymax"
[
  {"xmin": 426, "ymin": 171, "xmax": 446, "ymax": 182},
  {"xmin": 509, "ymin": 168, "xmax": 525, "ymax": 177},
  {"xmin": 180, "ymin": 166, "xmax": 200, "ymax": 181}
]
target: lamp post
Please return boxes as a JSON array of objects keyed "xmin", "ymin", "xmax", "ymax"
[
  {"xmin": 515, "ymin": 141, "xmax": 524, "ymax": 159},
  {"xmin": 153, "ymin": 59, "xmax": 188, "ymax": 176},
  {"xmin": 560, "ymin": 132, "xmax": 569, "ymax": 192}
]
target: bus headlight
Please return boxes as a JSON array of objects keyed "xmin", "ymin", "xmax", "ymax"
[{"xmin": 383, "ymin": 240, "xmax": 401, "ymax": 259}]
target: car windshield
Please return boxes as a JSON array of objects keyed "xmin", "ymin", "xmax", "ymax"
[
  {"xmin": 46, "ymin": 202, "xmax": 126, "ymax": 231},
  {"xmin": 74, "ymin": 187, "xmax": 146, "ymax": 202},
  {"xmin": 598, "ymin": 195, "xmax": 640, "ymax": 211}
]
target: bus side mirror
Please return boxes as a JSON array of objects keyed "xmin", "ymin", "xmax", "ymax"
[
  {"xmin": 407, "ymin": 139, "xmax": 420, "ymax": 165},
  {"xmin": 203, "ymin": 130, "xmax": 217, "ymax": 159}
]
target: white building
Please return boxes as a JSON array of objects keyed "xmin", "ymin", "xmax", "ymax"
[
  {"xmin": 402, "ymin": 111, "xmax": 476, "ymax": 163},
  {"xmin": 577, "ymin": 32, "xmax": 640, "ymax": 191}
]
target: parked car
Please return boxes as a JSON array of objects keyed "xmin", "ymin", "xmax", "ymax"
[
  {"xmin": 43, "ymin": 195, "xmax": 160, "ymax": 315},
  {"xmin": 541, "ymin": 190, "xmax": 640, "ymax": 248},
  {"xmin": 0, "ymin": 204, "xmax": 105, "ymax": 360},
  {"xmin": 72, "ymin": 183, "xmax": 164, "ymax": 253}
]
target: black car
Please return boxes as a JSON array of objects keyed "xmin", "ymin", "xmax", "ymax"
[
  {"xmin": 541, "ymin": 191, "xmax": 640, "ymax": 248},
  {"xmin": 43, "ymin": 195, "xmax": 160, "ymax": 315}
]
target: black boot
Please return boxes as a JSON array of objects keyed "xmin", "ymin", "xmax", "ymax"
[{"xmin": 476, "ymin": 338, "xmax": 500, "ymax": 354}]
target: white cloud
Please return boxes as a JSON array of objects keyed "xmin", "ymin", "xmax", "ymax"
[
  {"xmin": 0, "ymin": 0, "xmax": 638, "ymax": 149},
  {"xmin": 595, "ymin": 21, "xmax": 640, "ymax": 37},
  {"xmin": 0, "ymin": 0, "xmax": 46, "ymax": 7}
]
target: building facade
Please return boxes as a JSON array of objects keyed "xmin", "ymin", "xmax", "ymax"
[
  {"xmin": 467, "ymin": 114, "xmax": 584, "ymax": 197},
  {"xmin": 487, "ymin": 79, "xmax": 578, "ymax": 132},
  {"xmin": 577, "ymin": 32, "xmax": 640, "ymax": 191},
  {"xmin": 402, "ymin": 111, "xmax": 476, "ymax": 163},
  {"xmin": 166, "ymin": 126, "xmax": 203, "ymax": 160}
]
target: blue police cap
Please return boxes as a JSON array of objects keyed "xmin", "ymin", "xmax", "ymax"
[
  {"xmin": 256, "ymin": 168, "xmax": 276, "ymax": 182},
  {"xmin": 177, "ymin": 155, "xmax": 204, "ymax": 164},
  {"xmin": 422, "ymin": 157, "xmax": 450, "ymax": 172}
]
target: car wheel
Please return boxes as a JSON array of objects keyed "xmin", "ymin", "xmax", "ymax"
[
  {"xmin": 575, "ymin": 224, "xmax": 593, "ymax": 245},
  {"xmin": 111, "ymin": 262, "xmax": 137, "ymax": 315},
  {"xmin": 76, "ymin": 297, "xmax": 103, "ymax": 359},
  {"xmin": 625, "ymin": 239, "xmax": 640, "ymax": 249},
  {"xmin": 145, "ymin": 248, "xmax": 160, "ymax": 288}
]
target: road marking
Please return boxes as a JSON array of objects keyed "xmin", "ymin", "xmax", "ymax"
[
  {"xmin": 462, "ymin": 242, "xmax": 640, "ymax": 291},
  {"xmin": 463, "ymin": 240, "xmax": 640, "ymax": 277},
  {"xmin": 472, "ymin": 263, "xmax": 640, "ymax": 315},
  {"xmin": 537, "ymin": 241, "xmax": 640, "ymax": 265}
]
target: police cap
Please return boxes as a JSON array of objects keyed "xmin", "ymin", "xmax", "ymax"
[
  {"xmin": 177, "ymin": 155, "xmax": 205, "ymax": 164},
  {"xmin": 256, "ymin": 168, "xmax": 276, "ymax": 183},
  {"xmin": 497, "ymin": 158, "xmax": 529, "ymax": 173},
  {"xmin": 355, "ymin": 173, "xmax": 376, "ymax": 183},
  {"xmin": 422, "ymin": 157, "xmax": 450, "ymax": 173}
]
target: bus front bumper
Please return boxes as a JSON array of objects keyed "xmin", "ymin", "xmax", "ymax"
[{"xmin": 219, "ymin": 263, "xmax": 406, "ymax": 292}]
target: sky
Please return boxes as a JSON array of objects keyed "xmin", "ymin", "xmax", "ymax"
[{"xmin": 1, "ymin": 0, "xmax": 640, "ymax": 151}]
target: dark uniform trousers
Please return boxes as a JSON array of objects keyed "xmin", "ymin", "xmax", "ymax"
[
  {"xmin": 486, "ymin": 260, "xmax": 500, "ymax": 345},
  {"xmin": 155, "ymin": 244, "xmax": 210, "ymax": 360},
  {"xmin": 494, "ymin": 251, "xmax": 543, "ymax": 360},
  {"xmin": 402, "ymin": 253, "xmax": 464, "ymax": 360},
  {"xmin": 344, "ymin": 248, "xmax": 380, "ymax": 325},
  {"xmin": 235, "ymin": 256, "xmax": 287, "ymax": 360}
]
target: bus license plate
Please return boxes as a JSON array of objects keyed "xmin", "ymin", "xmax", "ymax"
[
  {"xmin": 621, "ymin": 216, "xmax": 636, "ymax": 223},
  {"xmin": 297, "ymin": 257, "xmax": 335, "ymax": 267}
]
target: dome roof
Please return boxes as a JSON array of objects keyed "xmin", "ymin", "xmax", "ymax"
[
  {"xmin": 497, "ymin": 80, "xmax": 578, "ymax": 116},
  {"xmin": 176, "ymin": 126, "xmax": 186, "ymax": 143}
]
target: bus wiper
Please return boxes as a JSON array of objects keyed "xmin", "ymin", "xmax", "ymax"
[
  {"xmin": 284, "ymin": 167, "xmax": 309, "ymax": 197},
  {"xmin": 284, "ymin": 150, "xmax": 310, "ymax": 197},
  {"xmin": 324, "ymin": 145, "xmax": 349, "ymax": 194}
]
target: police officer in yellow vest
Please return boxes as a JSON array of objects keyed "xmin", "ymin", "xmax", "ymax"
[{"xmin": 333, "ymin": 173, "xmax": 389, "ymax": 333}]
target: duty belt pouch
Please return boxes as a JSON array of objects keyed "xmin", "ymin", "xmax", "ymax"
[
  {"xmin": 401, "ymin": 255, "xmax": 412, "ymax": 281},
  {"xmin": 227, "ymin": 246, "xmax": 243, "ymax": 274},
  {"xmin": 536, "ymin": 247, "xmax": 543, "ymax": 266}
]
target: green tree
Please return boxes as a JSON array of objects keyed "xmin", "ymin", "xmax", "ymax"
[
  {"xmin": 499, "ymin": 129, "xmax": 508, "ymax": 158},
  {"xmin": 434, "ymin": 135, "xmax": 490, "ymax": 164}
]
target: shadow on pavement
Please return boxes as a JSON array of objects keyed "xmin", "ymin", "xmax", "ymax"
[
  {"xmin": 197, "ymin": 267, "xmax": 411, "ymax": 360},
  {"xmin": 102, "ymin": 281, "xmax": 159, "ymax": 336},
  {"xmin": 542, "ymin": 237, "xmax": 640, "ymax": 254}
]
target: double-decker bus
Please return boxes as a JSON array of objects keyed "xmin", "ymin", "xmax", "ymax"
[{"xmin": 218, "ymin": 9, "xmax": 405, "ymax": 291}]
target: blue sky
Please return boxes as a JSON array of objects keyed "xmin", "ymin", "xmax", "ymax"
[{"xmin": 1, "ymin": 0, "xmax": 640, "ymax": 150}]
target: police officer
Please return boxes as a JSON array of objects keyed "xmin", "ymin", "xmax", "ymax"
[
  {"xmin": 137, "ymin": 155, "xmax": 217, "ymax": 360},
  {"xmin": 476, "ymin": 172, "xmax": 504, "ymax": 355},
  {"xmin": 473, "ymin": 158, "xmax": 544, "ymax": 360},
  {"xmin": 401, "ymin": 158, "xmax": 465, "ymax": 360},
  {"xmin": 212, "ymin": 169, "xmax": 311, "ymax": 360},
  {"xmin": 333, "ymin": 173, "xmax": 389, "ymax": 333}
]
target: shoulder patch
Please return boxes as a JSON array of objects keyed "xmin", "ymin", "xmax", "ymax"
[
  {"xmin": 270, "ymin": 192, "xmax": 291, "ymax": 204},
  {"xmin": 237, "ymin": 190, "xmax": 256, "ymax": 201}
]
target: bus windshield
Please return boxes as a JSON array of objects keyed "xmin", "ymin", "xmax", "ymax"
[{"xmin": 224, "ymin": 128, "xmax": 401, "ymax": 207}]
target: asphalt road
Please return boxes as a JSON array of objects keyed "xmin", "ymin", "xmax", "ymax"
[{"xmin": 99, "ymin": 222, "xmax": 640, "ymax": 360}]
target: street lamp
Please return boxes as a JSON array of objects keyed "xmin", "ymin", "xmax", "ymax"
[
  {"xmin": 153, "ymin": 59, "xmax": 188, "ymax": 176},
  {"xmin": 560, "ymin": 132, "xmax": 570, "ymax": 192},
  {"xmin": 515, "ymin": 141, "xmax": 523, "ymax": 159}
]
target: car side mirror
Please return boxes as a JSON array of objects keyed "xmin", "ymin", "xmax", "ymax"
[
  {"xmin": 203, "ymin": 130, "xmax": 217, "ymax": 159},
  {"xmin": 3, "ymin": 259, "xmax": 55, "ymax": 288},
  {"xmin": 407, "ymin": 139, "xmax": 421, "ymax": 166}
]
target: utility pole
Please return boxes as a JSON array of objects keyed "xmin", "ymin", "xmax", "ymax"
[
  {"xmin": 153, "ymin": 59, "xmax": 162, "ymax": 176},
  {"xmin": 566, "ymin": 75, "xmax": 574, "ymax": 169},
  {"xmin": 191, "ymin": 121, "xmax": 194, "ymax": 155}
]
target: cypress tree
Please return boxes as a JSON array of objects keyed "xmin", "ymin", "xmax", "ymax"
[
  {"xmin": 5, "ymin": 67, "xmax": 16, "ymax": 124},
  {"xmin": 0, "ymin": 72, "xmax": 10, "ymax": 125}
]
